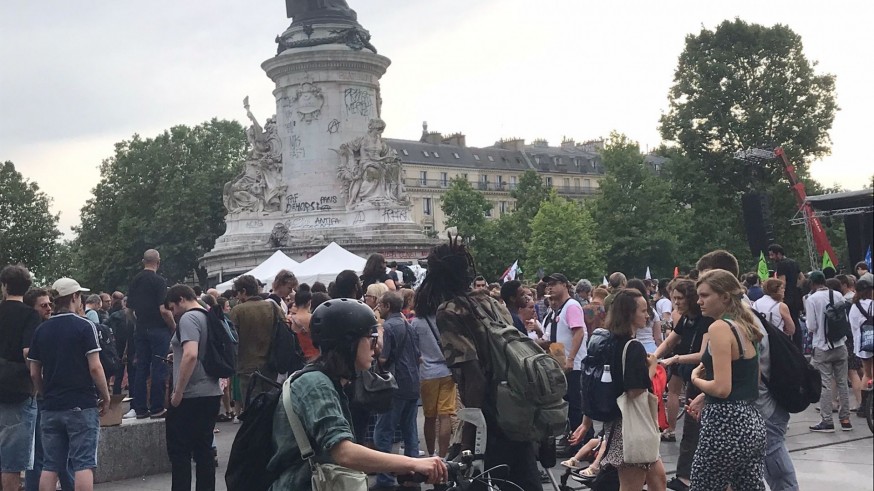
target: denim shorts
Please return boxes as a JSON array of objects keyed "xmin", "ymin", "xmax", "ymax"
[
  {"xmin": 40, "ymin": 407, "xmax": 99, "ymax": 472},
  {"xmin": 0, "ymin": 396, "xmax": 37, "ymax": 472}
]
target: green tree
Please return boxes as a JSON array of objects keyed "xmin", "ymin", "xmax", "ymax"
[
  {"xmin": 75, "ymin": 119, "xmax": 247, "ymax": 291},
  {"xmin": 0, "ymin": 161, "xmax": 61, "ymax": 277},
  {"xmin": 660, "ymin": 18, "xmax": 837, "ymax": 189},
  {"xmin": 592, "ymin": 134, "xmax": 680, "ymax": 277},
  {"xmin": 440, "ymin": 176, "xmax": 492, "ymax": 240},
  {"xmin": 659, "ymin": 19, "xmax": 838, "ymax": 269},
  {"xmin": 525, "ymin": 195, "xmax": 603, "ymax": 281}
]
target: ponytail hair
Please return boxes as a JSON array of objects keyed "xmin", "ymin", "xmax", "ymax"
[{"xmin": 697, "ymin": 270, "xmax": 763, "ymax": 344}]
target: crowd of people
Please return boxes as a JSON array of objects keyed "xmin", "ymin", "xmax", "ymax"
[{"xmin": 1, "ymin": 242, "xmax": 872, "ymax": 491}]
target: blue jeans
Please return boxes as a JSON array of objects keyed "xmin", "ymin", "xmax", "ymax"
[
  {"xmin": 0, "ymin": 396, "xmax": 37, "ymax": 472},
  {"xmin": 25, "ymin": 401, "xmax": 74, "ymax": 491},
  {"xmin": 374, "ymin": 398, "xmax": 420, "ymax": 487},
  {"xmin": 132, "ymin": 327, "xmax": 171, "ymax": 414},
  {"xmin": 763, "ymin": 406, "xmax": 799, "ymax": 491},
  {"xmin": 40, "ymin": 408, "xmax": 99, "ymax": 472}
]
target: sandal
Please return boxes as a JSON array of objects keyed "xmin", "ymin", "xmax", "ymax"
[
  {"xmin": 561, "ymin": 457, "xmax": 583, "ymax": 469},
  {"xmin": 660, "ymin": 430, "xmax": 676, "ymax": 442},
  {"xmin": 570, "ymin": 466, "xmax": 599, "ymax": 483}
]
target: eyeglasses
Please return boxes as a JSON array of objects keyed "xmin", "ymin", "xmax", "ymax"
[{"xmin": 370, "ymin": 334, "xmax": 379, "ymax": 349}]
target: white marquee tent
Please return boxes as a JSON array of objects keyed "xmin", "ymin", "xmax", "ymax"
[
  {"xmin": 292, "ymin": 242, "xmax": 367, "ymax": 286},
  {"xmin": 215, "ymin": 250, "xmax": 300, "ymax": 292}
]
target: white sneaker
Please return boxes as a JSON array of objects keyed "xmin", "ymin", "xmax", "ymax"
[
  {"xmin": 233, "ymin": 416, "xmax": 241, "ymax": 424},
  {"xmin": 122, "ymin": 409, "xmax": 137, "ymax": 419}
]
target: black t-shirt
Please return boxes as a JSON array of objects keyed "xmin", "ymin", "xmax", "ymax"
[
  {"xmin": 361, "ymin": 272, "xmax": 390, "ymax": 293},
  {"xmin": 612, "ymin": 336, "xmax": 651, "ymax": 396},
  {"xmin": 0, "ymin": 300, "xmax": 40, "ymax": 363},
  {"xmin": 27, "ymin": 313, "xmax": 101, "ymax": 411},
  {"xmin": 673, "ymin": 315, "xmax": 714, "ymax": 356},
  {"xmin": 776, "ymin": 258, "xmax": 802, "ymax": 310},
  {"xmin": 127, "ymin": 270, "xmax": 168, "ymax": 329}
]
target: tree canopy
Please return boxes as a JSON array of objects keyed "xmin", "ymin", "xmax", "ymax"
[
  {"xmin": 75, "ymin": 119, "xmax": 247, "ymax": 291},
  {"xmin": 0, "ymin": 161, "xmax": 61, "ymax": 278},
  {"xmin": 525, "ymin": 195, "xmax": 603, "ymax": 281},
  {"xmin": 440, "ymin": 176, "xmax": 492, "ymax": 240}
]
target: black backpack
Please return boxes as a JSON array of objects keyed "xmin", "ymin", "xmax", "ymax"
[
  {"xmin": 225, "ymin": 372, "xmax": 283, "ymax": 491},
  {"xmin": 93, "ymin": 321, "xmax": 121, "ymax": 376},
  {"xmin": 225, "ymin": 367, "xmax": 320, "ymax": 491},
  {"xmin": 265, "ymin": 306, "xmax": 305, "ymax": 375},
  {"xmin": 176, "ymin": 307, "xmax": 237, "ymax": 379},
  {"xmin": 824, "ymin": 289, "xmax": 851, "ymax": 346},
  {"xmin": 755, "ymin": 311, "xmax": 821, "ymax": 413},
  {"xmin": 581, "ymin": 328, "xmax": 621, "ymax": 422}
]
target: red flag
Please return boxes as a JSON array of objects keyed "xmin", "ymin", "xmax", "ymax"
[{"xmin": 673, "ymin": 266, "xmax": 679, "ymax": 278}]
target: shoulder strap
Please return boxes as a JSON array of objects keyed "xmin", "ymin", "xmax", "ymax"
[
  {"xmin": 281, "ymin": 376, "xmax": 315, "ymax": 460},
  {"xmin": 424, "ymin": 316, "xmax": 440, "ymax": 342},
  {"xmin": 857, "ymin": 301, "xmax": 873, "ymax": 322},
  {"xmin": 828, "ymin": 289, "xmax": 835, "ymax": 307},
  {"xmin": 384, "ymin": 319, "xmax": 410, "ymax": 369},
  {"xmin": 722, "ymin": 319, "xmax": 746, "ymax": 358},
  {"xmin": 620, "ymin": 339, "xmax": 637, "ymax": 384}
]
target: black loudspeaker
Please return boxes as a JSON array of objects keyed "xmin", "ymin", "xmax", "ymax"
[
  {"xmin": 844, "ymin": 213, "xmax": 873, "ymax": 267},
  {"xmin": 742, "ymin": 193, "xmax": 776, "ymax": 258}
]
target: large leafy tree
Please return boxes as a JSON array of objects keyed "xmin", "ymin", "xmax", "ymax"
[
  {"xmin": 660, "ymin": 18, "xmax": 837, "ymax": 187},
  {"xmin": 75, "ymin": 119, "xmax": 247, "ymax": 291},
  {"xmin": 440, "ymin": 176, "xmax": 492, "ymax": 240},
  {"xmin": 592, "ymin": 134, "xmax": 680, "ymax": 277},
  {"xmin": 473, "ymin": 170, "xmax": 550, "ymax": 280},
  {"xmin": 525, "ymin": 195, "xmax": 603, "ymax": 281},
  {"xmin": 0, "ymin": 161, "xmax": 61, "ymax": 277},
  {"xmin": 659, "ymin": 19, "xmax": 838, "ymax": 269}
]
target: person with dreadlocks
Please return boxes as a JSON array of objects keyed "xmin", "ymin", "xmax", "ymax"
[{"xmin": 415, "ymin": 236, "xmax": 544, "ymax": 491}]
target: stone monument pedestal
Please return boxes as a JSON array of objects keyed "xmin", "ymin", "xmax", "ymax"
[{"xmin": 201, "ymin": 10, "xmax": 436, "ymax": 280}]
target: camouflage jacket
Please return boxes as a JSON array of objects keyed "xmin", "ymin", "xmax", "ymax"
[{"xmin": 435, "ymin": 290, "xmax": 515, "ymax": 373}]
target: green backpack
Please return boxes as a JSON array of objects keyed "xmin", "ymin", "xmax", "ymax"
[{"xmin": 453, "ymin": 295, "xmax": 569, "ymax": 442}]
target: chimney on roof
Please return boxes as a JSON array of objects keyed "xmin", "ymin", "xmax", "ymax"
[
  {"xmin": 561, "ymin": 137, "xmax": 575, "ymax": 150},
  {"xmin": 495, "ymin": 137, "xmax": 525, "ymax": 152},
  {"xmin": 532, "ymin": 138, "xmax": 548, "ymax": 148},
  {"xmin": 419, "ymin": 121, "xmax": 429, "ymax": 142},
  {"xmin": 442, "ymin": 132, "xmax": 466, "ymax": 147}
]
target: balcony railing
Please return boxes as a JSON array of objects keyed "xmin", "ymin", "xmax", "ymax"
[{"xmin": 403, "ymin": 178, "xmax": 598, "ymax": 195}]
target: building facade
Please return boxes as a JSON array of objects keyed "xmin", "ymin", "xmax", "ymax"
[{"xmin": 387, "ymin": 124, "xmax": 607, "ymax": 235}]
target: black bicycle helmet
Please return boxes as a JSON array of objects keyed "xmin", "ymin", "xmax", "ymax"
[{"xmin": 310, "ymin": 298, "xmax": 378, "ymax": 351}]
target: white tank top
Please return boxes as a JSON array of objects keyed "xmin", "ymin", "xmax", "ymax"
[
  {"xmin": 753, "ymin": 296, "xmax": 785, "ymax": 332},
  {"xmin": 636, "ymin": 308, "xmax": 659, "ymax": 347}
]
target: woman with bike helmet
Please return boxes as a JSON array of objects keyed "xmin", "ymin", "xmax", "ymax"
[{"xmin": 267, "ymin": 298, "xmax": 447, "ymax": 489}]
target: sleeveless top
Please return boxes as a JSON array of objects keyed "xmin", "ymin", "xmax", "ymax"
[
  {"xmin": 702, "ymin": 319, "xmax": 759, "ymax": 403},
  {"xmin": 635, "ymin": 307, "xmax": 659, "ymax": 353},
  {"xmin": 753, "ymin": 296, "xmax": 784, "ymax": 333}
]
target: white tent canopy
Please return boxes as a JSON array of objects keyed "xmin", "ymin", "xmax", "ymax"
[
  {"xmin": 216, "ymin": 250, "xmax": 300, "ymax": 292},
  {"xmin": 293, "ymin": 242, "xmax": 367, "ymax": 286}
]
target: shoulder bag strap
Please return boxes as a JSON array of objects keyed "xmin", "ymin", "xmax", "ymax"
[
  {"xmin": 620, "ymin": 339, "xmax": 636, "ymax": 385},
  {"xmin": 282, "ymin": 377, "xmax": 316, "ymax": 460},
  {"xmin": 424, "ymin": 316, "xmax": 440, "ymax": 342},
  {"xmin": 383, "ymin": 319, "xmax": 409, "ymax": 369}
]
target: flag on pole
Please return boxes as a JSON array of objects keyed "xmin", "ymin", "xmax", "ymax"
[
  {"xmin": 866, "ymin": 245, "xmax": 872, "ymax": 270},
  {"xmin": 500, "ymin": 260, "xmax": 519, "ymax": 282},
  {"xmin": 645, "ymin": 267, "xmax": 652, "ymax": 280},
  {"xmin": 822, "ymin": 252, "xmax": 836, "ymax": 272},
  {"xmin": 673, "ymin": 266, "xmax": 679, "ymax": 278},
  {"xmin": 757, "ymin": 251, "xmax": 769, "ymax": 282},
  {"xmin": 602, "ymin": 276, "xmax": 608, "ymax": 286}
]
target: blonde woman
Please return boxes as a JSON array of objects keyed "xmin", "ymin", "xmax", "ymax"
[
  {"xmin": 689, "ymin": 270, "xmax": 766, "ymax": 490},
  {"xmin": 752, "ymin": 278, "xmax": 796, "ymax": 336}
]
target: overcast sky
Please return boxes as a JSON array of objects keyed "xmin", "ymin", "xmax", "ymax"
[{"xmin": 2, "ymin": 0, "xmax": 872, "ymax": 236}]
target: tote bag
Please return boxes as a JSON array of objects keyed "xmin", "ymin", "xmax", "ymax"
[{"xmin": 616, "ymin": 340, "xmax": 660, "ymax": 464}]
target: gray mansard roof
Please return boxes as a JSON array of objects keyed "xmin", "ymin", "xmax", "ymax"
[{"xmin": 385, "ymin": 138, "xmax": 606, "ymax": 175}]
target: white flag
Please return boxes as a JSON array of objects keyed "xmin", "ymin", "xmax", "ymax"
[
  {"xmin": 602, "ymin": 276, "xmax": 608, "ymax": 286},
  {"xmin": 645, "ymin": 267, "xmax": 652, "ymax": 280},
  {"xmin": 501, "ymin": 260, "xmax": 519, "ymax": 281}
]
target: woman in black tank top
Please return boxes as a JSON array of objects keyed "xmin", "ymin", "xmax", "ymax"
[{"xmin": 689, "ymin": 270, "xmax": 766, "ymax": 491}]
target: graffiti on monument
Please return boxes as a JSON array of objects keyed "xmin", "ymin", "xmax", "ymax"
[
  {"xmin": 327, "ymin": 119, "xmax": 340, "ymax": 134},
  {"xmin": 382, "ymin": 208, "xmax": 409, "ymax": 223},
  {"xmin": 344, "ymin": 88, "xmax": 372, "ymax": 117}
]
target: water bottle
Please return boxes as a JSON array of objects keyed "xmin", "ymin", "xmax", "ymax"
[{"xmin": 601, "ymin": 365, "xmax": 612, "ymax": 383}]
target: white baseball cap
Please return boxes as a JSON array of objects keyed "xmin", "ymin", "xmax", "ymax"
[{"xmin": 52, "ymin": 278, "xmax": 90, "ymax": 297}]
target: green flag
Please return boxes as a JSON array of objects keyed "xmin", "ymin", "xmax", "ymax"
[
  {"xmin": 757, "ymin": 251, "xmax": 769, "ymax": 282},
  {"xmin": 822, "ymin": 252, "xmax": 836, "ymax": 272}
]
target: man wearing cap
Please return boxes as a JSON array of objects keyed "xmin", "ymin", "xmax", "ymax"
[
  {"xmin": 127, "ymin": 249, "xmax": 174, "ymax": 419},
  {"xmin": 805, "ymin": 270, "xmax": 852, "ymax": 432},
  {"xmin": 542, "ymin": 273, "xmax": 587, "ymax": 452},
  {"xmin": 0, "ymin": 265, "xmax": 42, "ymax": 491},
  {"xmin": 28, "ymin": 277, "xmax": 110, "ymax": 491}
]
